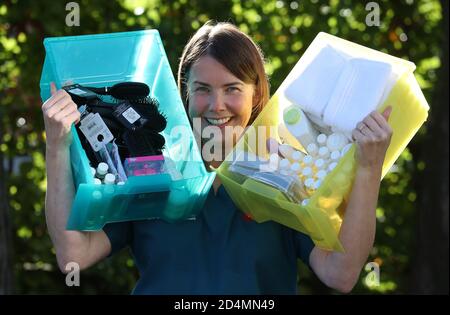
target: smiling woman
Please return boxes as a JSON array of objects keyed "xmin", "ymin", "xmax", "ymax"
[
  {"xmin": 101, "ymin": 22, "xmax": 319, "ymax": 295},
  {"xmin": 178, "ymin": 22, "xmax": 270, "ymax": 168},
  {"xmin": 40, "ymin": 19, "xmax": 393, "ymax": 296},
  {"xmin": 188, "ymin": 57, "xmax": 254, "ymax": 129}
]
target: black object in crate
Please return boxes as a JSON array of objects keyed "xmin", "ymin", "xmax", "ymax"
[{"xmin": 63, "ymin": 82, "xmax": 167, "ymax": 165}]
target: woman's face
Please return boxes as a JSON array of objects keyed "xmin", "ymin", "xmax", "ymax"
[{"xmin": 187, "ymin": 55, "xmax": 255, "ymax": 147}]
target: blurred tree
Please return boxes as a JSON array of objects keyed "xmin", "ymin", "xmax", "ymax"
[
  {"xmin": 0, "ymin": 130, "xmax": 14, "ymax": 294},
  {"xmin": 0, "ymin": 1, "xmax": 14, "ymax": 294},
  {"xmin": 0, "ymin": 0, "xmax": 446, "ymax": 294},
  {"xmin": 410, "ymin": 0, "xmax": 448, "ymax": 294}
]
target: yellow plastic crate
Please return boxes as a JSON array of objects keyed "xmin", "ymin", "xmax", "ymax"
[{"xmin": 216, "ymin": 33, "xmax": 429, "ymax": 252}]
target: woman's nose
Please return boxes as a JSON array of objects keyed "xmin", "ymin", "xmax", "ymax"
[{"xmin": 209, "ymin": 91, "xmax": 226, "ymax": 112}]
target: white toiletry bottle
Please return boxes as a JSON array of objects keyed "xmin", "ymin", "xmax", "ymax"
[
  {"xmin": 317, "ymin": 134, "xmax": 328, "ymax": 146},
  {"xmin": 327, "ymin": 133, "xmax": 348, "ymax": 151},
  {"xmin": 103, "ymin": 173, "xmax": 116, "ymax": 185},
  {"xmin": 278, "ymin": 144, "xmax": 295, "ymax": 159},
  {"xmin": 314, "ymin": 158, "xmax": 326, "ymax": 170},
  {"xmin": 302, "ymin": 155, "xmax": 314, "ymax": 166},
  {"xmin": 96, "ymin": 162, "xmax": 109, "ymax": 180},
  {"xmin": 290, "ymin": 162, "xmax": 301, "ymax": 174},
  {"xmin": 307, "ymin": 143, "xmax": 319, "ymax": 156},
  {"xmin": 318, "ymin": 146, "xmax": 330, "ymax": 159},
  {"xmin": 283, "ymin": 105, "xmax": 319, "ymax": 148}
]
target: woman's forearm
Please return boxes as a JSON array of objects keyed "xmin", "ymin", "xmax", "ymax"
[
  {"xmin": 328, "ymin": 165, "xmax": 382, "ymax": 281},
  {"xmin": 310, "ymin": 109, "xmax": 392, "ymax": 292},
  {"xmin": 326, "ymin": 167, "xmax": 381, "ymax": 292},
  {"xmin": 44, "ymin": 146, "xmax": 90, "ymax": 270},
  {"xmin": 42, "ymin": 85, "xmax": 111, "ymax": 272}
]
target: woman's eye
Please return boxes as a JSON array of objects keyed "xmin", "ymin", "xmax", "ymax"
[
  {"xmin": 195, "ymin": 86, "xmax": 209, "ymax": 92},
  {"xmin": 226, "ymin": 86, "xmax": 240, "ymax": 93}
]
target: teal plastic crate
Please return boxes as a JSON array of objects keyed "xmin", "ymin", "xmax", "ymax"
[{"xmin": 40, "ymin": 30, "xmax": 215, "ymax": 230}]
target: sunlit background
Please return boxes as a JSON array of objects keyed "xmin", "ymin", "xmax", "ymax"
[{"xmin": 0, "ymin": 0, "xmax": 448, "ymax": 294}]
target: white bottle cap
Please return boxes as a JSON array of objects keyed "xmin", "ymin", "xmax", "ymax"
[
  {"xmin": 283, "ymin": 105, "xmax": 320, "ymax": 147},
  {"xmin": 93, "ymin": 178, "xmax": 102, "ymax": 185},
  {"xmin": 318, "ymin": 146, "xmax": 330, "ymax": 158},
  {"xmin": 327, "ymin": 133, "xmax": 348, "ymax": 151},
  {"xmin": 284, "ymin": 106, "xmax": 302, "ymax": 125},
  {"xmin": 117, "ymin": 181, "xmax": 125, "ymax": 185},
  {"xmin": 269, "ymin": 153, "xmax": 280, "ymax": 170},
  {"xmin": 330, "ymin": 150, "xmax": 341, "ymax": 161},
  {"xmin": 317, "ymin": 134, "xmax": 327, "ymax": 145},
  {"xmin": 306, "ymin": 143, "xmax": 318, "ymax": 156},
  {"xmin": 104, "ymin": 173, "xmax": 116, "ymax": 185},
  {"xmin": 302, "ymin": 167, "xmax": 313, "ymax": 177},
  {"xmin": 341, "ymin": 143, "xmax": 353, "ymax": 155},
  {"xmin": 304, "ymin": 177, "xmax": 315, "ymax": 188},
  {"xmin": 278, "ymin": 144, "xmax": 294, "ymax": 159},
  {"xmin": 97, "ymin": 162, "xmax": 109, "ymax": 176},
  {"xmin": 291, "ymin": 150, "xmax": 304, "ymax": 162},
  {"xmin": 316, "ymin": 169, "xmax": 328, "ymax": 180},
  {"xmin": 302, "ymin": 155, "xmax": 314, "ymax": 166},
  {"xmin": 314, "ymin": 158, "xmax": 326, "ymax": 169},
  {"xmin": 301, "ymin": 199, "xmax": 309, "ymax": 206},
  {"xmin": 313, "ymin": 179, "xmax": 322, "ymax": 190},
  {"xmin": 290, "ymin": 162, "xmax": 301, "ymax": 173},
  {"xmin": 328, "ymin": 162, "xmax": 338, "ymax": 172},
  {"xmin": 90, "ymin": 167, "xmax": 96, "ymax": 177},
  {"xmin": 279, "ymin": 158, "xmax": 291, "ymax": 170}
]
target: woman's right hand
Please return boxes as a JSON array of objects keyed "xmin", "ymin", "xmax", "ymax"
[{"xmin": 41, "ymin": 82, "xmax": 81, "ymax": 151}]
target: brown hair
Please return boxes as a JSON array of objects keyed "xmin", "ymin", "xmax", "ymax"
[{"xmin": 177, "ymin": 21, "xmax": 270, "ymax": 124}]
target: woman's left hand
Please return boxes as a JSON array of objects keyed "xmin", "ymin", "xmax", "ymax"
[{"xmin": 352, "ymin": 106, "xmax": 393, "ymax": 172}]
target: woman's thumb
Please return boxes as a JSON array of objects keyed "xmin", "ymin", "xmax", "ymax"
[
  {"xmin": 382, "ymin": 106, "xmax": 392, "ymax": 121},
  {"xmin": 50, "ymin": 82, "xmax": 57, "ymax": 96}
]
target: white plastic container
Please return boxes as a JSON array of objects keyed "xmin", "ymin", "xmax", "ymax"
[
  {"xmin": 327, "ymin": 133, "xmax": 348, "ymax": 151},
  {"xmin": 283, "ymin": 104, "xmax": 319, "ymax": 148},
  {"xmin": 96, "ymin": 162, "xmax": 108, "ymax": 179},
  {"xmin": 103, "ymin": 173, "xmax": 116, "ymax": 185},
  {"xmin": 291, "ymin": 150, "xmax": 304, "ymax": 162}
]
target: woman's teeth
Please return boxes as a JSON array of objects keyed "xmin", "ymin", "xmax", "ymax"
[{"xmin": 205, "ymin": 117, "xmax": 232, "ymax": 125}]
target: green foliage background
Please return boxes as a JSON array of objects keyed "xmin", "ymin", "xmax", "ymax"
[{"xmin": 0, "ymin": 0, "xmax": 444, "ymax": 294}]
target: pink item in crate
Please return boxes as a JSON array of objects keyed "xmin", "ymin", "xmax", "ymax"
[{"xmin": 124, "ymin": 155, "xmax": 165, "ymax": 177}]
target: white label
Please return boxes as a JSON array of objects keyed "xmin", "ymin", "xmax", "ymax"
[
  {"xmin": 122, "ymin": 107, "xmax": 141, "ymax": 124},
  {"xmin": 79, "ymin": 113, "xmax": 114, "ymax": 152},
  {"xmin": 68, "ymin": 88, "xmax": 87, "ymax": 95}
]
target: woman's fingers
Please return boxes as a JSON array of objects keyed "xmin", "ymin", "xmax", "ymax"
[
  {"xmin": 42, "ymin": 90, "xmax": 69, "ymax": 113},
  {"xmin": 363, "ymin": 115, "xmax": 384, "ymax": 136},
  {"xmin": 53, "ymin": 102, "xmax": 78, "ymax": 122},
  {"xmin": 352, "ymin": 128, "xmax": 365, "ymax": 143},
  {"xmin": 371, "ymin": 109, "xmax": 393, "ymax": 135},
  {"xmin": 50, "ymin": 82, "xmax": 57, "ymax": 96},
  {"xmin": 62, "ymin": 110, "xmax": 81, "ymax": 129},
  {"xmin": 381, "ymin": 106, "xmax": 392, "ymax": 122},
  {"xmin": 44, "ymin": 96, "xmax": 73, "ymax": 119},
  {"xmin": 355, "ymin": 108, "xmax": 394, "ymax": 142}
]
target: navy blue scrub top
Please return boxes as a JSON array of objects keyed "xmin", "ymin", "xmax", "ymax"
[{"xmin": 103, "ymin": 185, "xmax": 315, "ymax": 295}]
